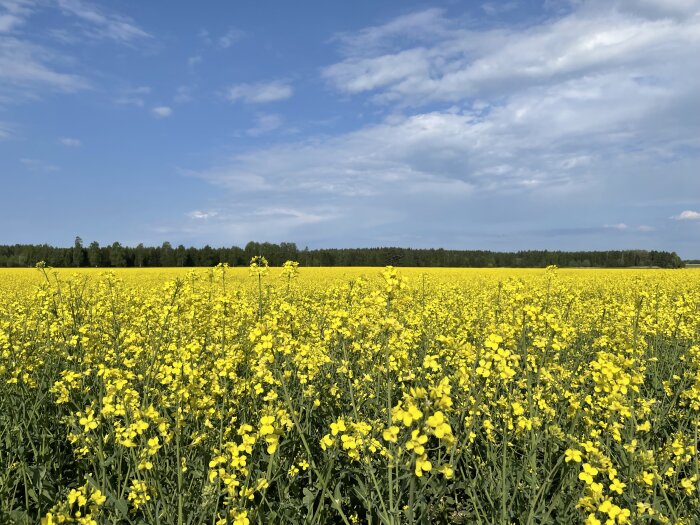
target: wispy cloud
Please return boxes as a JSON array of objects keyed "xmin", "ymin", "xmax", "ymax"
[
  {"xmin": 329, "ymin": 8, "xmax": 450, "ymax": 57},
  {"xmin": 128, "ymin": 86, "xmax": 151, "ymax": 94},
  {"xmin": 174, "ymin": 85, "xmax": 193, "ymax": 103},
  {"xmin": 114, "ymin": 85, "xmax": 151, "ymax": 107},
  {"xmin": 0, "ymin": 13, "xmax": 23, "ymax": 32},
  {"xmin": 151, "ymin": 106, "xmax": 172, "ymax": 118},
  {"xmin": 56, "ymin": 0, "xmax": 150, "ymax": 43},
  {"xmin": 0, "ymin": 37, "xmax": 89, "ymax": 100},
  {"xmin": 0, "ymin": 0, "xmax": 34, "ymax": 33},
  {"xmin": 606, "ymin": 0, "xmax": 700, "ymax": 19},
  {"xmin": 47, "ymin": 28, "xmax": 81, "ymax": 44},
  {"xmin": 59, "ymin": 137, "xmax": 81, "ymax": 147},
  {"xmin": 188, "ymin": 210, "xmax": 217, "ymax": 220},
  {"xmin": 0, "ymin": 121, "xmax": 11, "ymax": 139},
  {"xmin": 481, "ymin": 2, "xmax": 519, "ymax": 16},
  {"xmin": 603, "ymin": 223, "xmax": 656, "ymax": 232},
  {"xmin": 114, "ymin": 96, "xmax": 143, "ymax": 106},
  {"xmin": 198, "ymin": 26, "xmax": 245, "ymax": 48},
  {"xmin": 218, "ymin": 27, "xmax": 244, "ymax": 48},
  {"xmin": 226, "ymin": 80, "xmax": 293, "ymax": 104},
  {"xmin": 0, "ymin": 0, "xmax": 151, "ymax": 107},
  {"xmin": 177, "ymin": 205, "xmax": 339, "ymax": 245},
  {"xmin": 21, "ymin": 158, "xmax": 59, "ymax": 172},
  {"xmin": 322, "ymin": 4, "xmax": 700, "ymax": 107},
  {"xmin": 671, "ymin": 210, "xmax": 700, "ymax": 221},
  {"xmin": 247, "ymin": 113, "xmax": 283, "ymax": 136},
  {"xmin": 604, "ymin": 223, "xmax": 628, "ymax": 230}
]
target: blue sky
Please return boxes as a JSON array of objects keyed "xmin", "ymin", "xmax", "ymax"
[{"xmin": 1, "ymin": 0, "xmax": 699, "ymax": 257}]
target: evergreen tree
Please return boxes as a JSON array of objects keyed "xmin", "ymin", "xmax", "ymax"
[
  {"xmin": 72, "ymin": 236, "xmax": 85, "ymax": 267},
  {"xmin": 135, "ymin": 243, "xmax": 146, "ymax": 267}
]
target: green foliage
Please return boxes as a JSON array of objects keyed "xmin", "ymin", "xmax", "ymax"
[{"xmin": 0, "ymin": 241, "xmax": 686, "ymax": 268}]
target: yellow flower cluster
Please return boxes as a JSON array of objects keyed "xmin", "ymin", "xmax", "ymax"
[{"xmin": 0, "ymin": 265, "xmax": 699, "ymax": 523}]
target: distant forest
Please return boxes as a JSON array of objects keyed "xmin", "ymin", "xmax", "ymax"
[{"xmin": 0, "ymin": 238, "xmax": 686, "ymax": 268}]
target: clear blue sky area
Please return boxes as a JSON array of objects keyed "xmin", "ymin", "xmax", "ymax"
[{"xmin": 1, "ymin": 0, "xmax": 699, "ymax": 257}]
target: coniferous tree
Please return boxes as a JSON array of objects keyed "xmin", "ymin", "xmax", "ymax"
[
  {"xmin": 72, "ymin": 236, "xmax": 85, "ymax": 267},
  {"xmin": 134, "ymin": 243, "xmax": 146, "ymax": 267}
]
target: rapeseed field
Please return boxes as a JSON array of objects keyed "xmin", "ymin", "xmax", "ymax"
[{"xmin": 1, "ymin": 263, "xmax": 699, "ymax": 524}]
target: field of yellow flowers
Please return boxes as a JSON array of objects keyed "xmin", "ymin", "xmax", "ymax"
[{"xmin": 1, "ymin": 262, "xmax": 699, "ymax": 524}]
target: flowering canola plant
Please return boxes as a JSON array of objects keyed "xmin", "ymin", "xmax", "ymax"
[{"xmin": 0, "ymin": 264, "xmax": 699, "ymax": 524}]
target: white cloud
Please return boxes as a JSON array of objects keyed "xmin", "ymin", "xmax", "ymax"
[
  {"xmin": 218, "ymin": 28, "xmax": 244, "ymax": 48},
  {"xmin": 174, "ymin": 85, "xmax": 193, "ymax": 103},
  {"xmin": 481, "ymin": 2, "xmax": 519, "ymax": 16},
  {"xmin": 114, "ymin": 96, "xmax": 143, "ymax": 106},
  {"xmin": 187, "ymin": 55, "xmax": 201, "ymax": 66},
  {"xmin": 602, "ymin": 223, "xmax": 656, "ymax": 232},
  {"xmin": 192, "ymin": 111, "xmax": 483, "ymax": 201},
  {"xmin": 47, "ymin": 28, "xmax": 80, "ymax": 44},
  {"xmin": 247, "ymin": 113, "xmax": 283, "ymax": 136},
  {"xmin": 312, "ymin": 3, "xmax": 700, "ymax": 196},
  {"xmin": 0, "ymin": 13, "xmax": 22, "ymax": 32},
  {"xmin": 204, "ymin": 69, "xmax": 683, "ymax": 195},
  {"xmin": 0, "ymin": 0, "xmax": 150, "ymax": 106},
  {"xmin": 56, "ymin": 0, "xmax": 150, "ymax": 43},
  {"xmin": 323, "ymin": 48, "xmax": 432, "ymax": 95},
  {"xmin": 672, "ymin": 210, "xmax": 700, "ymax": 220},
  {"xmin": 188, "ymin": 210, "xmax": 217, "ymax": 220},
  {"xmin": 226, "ymin": 80, "xmax": 293, "ymax": 104},
  {"xmin": 0, "ymin": 0, "xmax": 32, "ymax": 15},
  {"xmin": 0, "ymin": 37, "xmax": 89, "ymax": 99},
  {"xmin": 177, "ymin": 205, "xmax": 339, "ymax": 245},
  {"xmin": 331, "ymin": 8, "xmax": 450, "ymax": 57},
  {"xmin": 322, "ymin": 5, "xmax": 700, "ymax": 107},
  {"xmin": 605, "ymin": 0, "xmax": 700, "ymax": 19},
  {"xmin": 21, "ymin": 158, "xmax": 59, "ymax": 172},
  {"xmin": 185, "ymin": 75, "xmax": 698, "ymax": 244},
  {"xmin": 128, "ymin": 86, "xmax": 151, "ymax": 94},
  {"xmin": 151, "ymin": 106, "xmax": 172, "ymax": 118},
  {"xmin": 179, "ymin": 2, "xmax": 700, "ymax": 251},
  {"xmin": 0, "ymin": 0, "xmax": 34, "ymax": 33},
  {"xmin": 114, "ymin": 86, "xmax": 151, "ymax": 106},
  {"xmin": 60, "ymin": 137, "xmax": 81, "ymax": 147}
]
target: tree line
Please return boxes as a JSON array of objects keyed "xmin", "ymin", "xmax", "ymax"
[{"xmin": 0, "ymin": 238, "xmax": 685, "ymax": 268}]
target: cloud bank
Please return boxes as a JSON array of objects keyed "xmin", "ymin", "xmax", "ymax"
[
  {"xmin": 226, "ymin": 81, "xmax": 293, "ymax": 104},
  {"xmin": 182, "ymin": 1, "xmax": 700, "ymax": 252}
]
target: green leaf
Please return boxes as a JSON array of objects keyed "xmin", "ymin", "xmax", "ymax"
[{"xmin": 114, "ymin": 497, "xmax": 130, "ymax": 518}]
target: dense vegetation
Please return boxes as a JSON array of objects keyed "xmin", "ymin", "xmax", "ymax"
[
  {"xmin": 0, "ymin": 265, "xmax": 699, "ymax": 524},
  {"xmin": 0, "ymin": 239, "xmax": 685, "ymax": 268}
]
